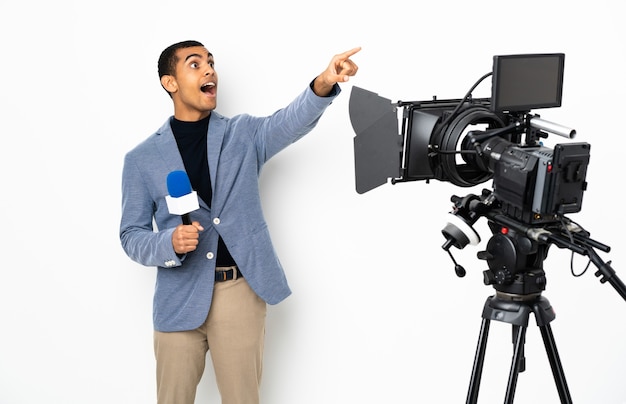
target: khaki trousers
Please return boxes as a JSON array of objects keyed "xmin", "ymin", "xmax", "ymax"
[{"xmin": 154, "ymin": 274, "xmax": 267, "ymax": 404}]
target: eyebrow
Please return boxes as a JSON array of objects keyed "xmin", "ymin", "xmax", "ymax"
[{"xmin": 184, "ymin": 52, "xmax": 213, "ymax": 62}]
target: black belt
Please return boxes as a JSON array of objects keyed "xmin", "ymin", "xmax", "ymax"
[{"xmin": 215, "ymin": 267, "xmax": 243, "ymax": 282}]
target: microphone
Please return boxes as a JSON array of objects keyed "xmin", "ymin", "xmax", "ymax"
[{"xmin": 165, "ymin": 170, "xmax": 199, "ymax": 225}]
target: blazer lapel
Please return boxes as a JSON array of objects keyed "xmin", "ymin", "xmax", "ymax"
[
  {"xmin": 155, "ymin": 118, "xmax": 185, "ymax": 172},
  {"xmin": 207, "ymin": 112, "xmax": 227, "ymax": 202}
]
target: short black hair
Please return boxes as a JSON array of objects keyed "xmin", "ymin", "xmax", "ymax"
[{"xmin": 158, "ymin": 40, "xmax": 204, "ymax": 79}]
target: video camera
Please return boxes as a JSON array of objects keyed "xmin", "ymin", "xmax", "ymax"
[
  {"xmin": 350, "ymin": 53, "xmax": 590, "ymax": 226},
  {"xmin": 350, "ymin": 54, "xmax": 626, "ymax": 402}
]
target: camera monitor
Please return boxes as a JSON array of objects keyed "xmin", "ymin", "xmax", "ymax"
[{"xmin": 491, "ymin": 53, "xmax": 565, "ymax": 112}]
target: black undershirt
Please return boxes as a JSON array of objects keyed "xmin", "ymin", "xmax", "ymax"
[{"xmin": 171, "ymin": 115, "xmax": 236, "ymax": 267}]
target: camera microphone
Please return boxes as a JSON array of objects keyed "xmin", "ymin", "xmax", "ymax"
[{"xmin": 165, "ymin": 170, "xmax": 199, "ymax": 225}]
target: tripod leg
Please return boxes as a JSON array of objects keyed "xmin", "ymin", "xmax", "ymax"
[
  {"xmin": 512, "ymin": 325, "xmax": 526, "ymax": 373},
  {"xmin": 539, "ymin": 324, "xmax": 573, "ymax": 404},
  {"xmin": 466, "ymin": 318, "xmax": 491, "ymax": 404},
  {"xmin": 504, "ymin": 324, "xmax": 527, "ymax": 404}
]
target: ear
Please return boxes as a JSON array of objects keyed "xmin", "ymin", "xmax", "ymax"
[{"xmin": 161, "ymin": 75, "xmax": 178, "ymax": 93}]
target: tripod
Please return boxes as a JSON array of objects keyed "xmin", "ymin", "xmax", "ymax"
[{"xmin": 466, "ymin": 292, "xmax": 571, "ymax": 404}]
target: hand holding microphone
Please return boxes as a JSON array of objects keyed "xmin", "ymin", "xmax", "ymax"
[{"xmin": 166, "ymin": 170, "xmax": 203, "ymax": 254}]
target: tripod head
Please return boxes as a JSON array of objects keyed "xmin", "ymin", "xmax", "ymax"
[{"xmin": 442, "ymin": 189, "xmax": 626, "ymax": 301}]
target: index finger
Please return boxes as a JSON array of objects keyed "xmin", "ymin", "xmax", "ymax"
[{"xmin": 338, "ymin": 46, "xmax": 362, "ymax": 60}]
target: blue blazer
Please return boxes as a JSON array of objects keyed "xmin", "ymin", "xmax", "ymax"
[{"xmin": 120, "ymin": 83, "xmax": 340, "ymax": 332}]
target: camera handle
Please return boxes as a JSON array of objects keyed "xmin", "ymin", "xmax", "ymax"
[{"xmin": 543, "ymin": 228, "xmax": 626, "ymax": 300}]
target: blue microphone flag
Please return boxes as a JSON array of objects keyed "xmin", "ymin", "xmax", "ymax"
[{"xmin": 167, "ymin": 170, "xmax": 193, "ymax": 198}]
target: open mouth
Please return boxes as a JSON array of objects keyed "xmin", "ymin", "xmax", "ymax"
[{"xmin": 201, "ymin": 82, "xmax": 216, "ymax": 95}]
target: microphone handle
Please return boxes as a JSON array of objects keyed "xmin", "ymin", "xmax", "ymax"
[{"xmin": 182, "ymin": 213, "xmax": 191, "ymax": 225}]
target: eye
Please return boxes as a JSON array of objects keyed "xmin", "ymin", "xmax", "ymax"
[{"xmin": 190, "ymin": 62, "xmax": 199, "ymax": 69}]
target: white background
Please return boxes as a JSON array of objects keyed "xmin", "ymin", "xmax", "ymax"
[{"xmin": 1, "ymin": 0, "xmax": 625, "ymax": 403}]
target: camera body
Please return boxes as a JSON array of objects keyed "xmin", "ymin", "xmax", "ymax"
[{"xmin": 481, "ymin": 137, "xmax": 589, "ymax": 224}]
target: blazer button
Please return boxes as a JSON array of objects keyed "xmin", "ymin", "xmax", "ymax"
[
  {"xmin": 213, "ymin": 218, "xmax": 220, "ymax": 225},
  {"xmin": 206, "ymin": 252, "xmax": 215, "ymax": 260}
]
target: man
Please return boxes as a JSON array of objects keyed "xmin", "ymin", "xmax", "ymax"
[{"xmin": 119, "ymin": 40, "xmax": 359, "ymax": 403}]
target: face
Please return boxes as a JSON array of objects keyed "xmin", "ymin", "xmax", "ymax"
[{"xmin": 161, "ymin": 46, "xmax": 218, "ymax": 121}]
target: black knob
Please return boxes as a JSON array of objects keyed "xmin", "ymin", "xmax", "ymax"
[{"xmin": 494, "ymin": 268, "xmax": 513, "ymax": 285}]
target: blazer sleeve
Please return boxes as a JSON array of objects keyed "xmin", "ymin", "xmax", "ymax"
[{"xmin": 256, "ymin": 82, "xmax": 341, "ymax": 162}]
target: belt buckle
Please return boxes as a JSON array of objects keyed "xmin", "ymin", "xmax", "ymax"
[{"xmin": 216, "ymin": 266, "xmax": 238, "ymax": 282}]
